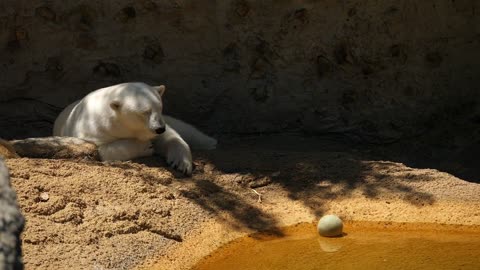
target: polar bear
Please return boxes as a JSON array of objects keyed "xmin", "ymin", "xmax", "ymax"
[{"xmin": 53, "ymin": 82, "xmax": 217, "ymax": 175}]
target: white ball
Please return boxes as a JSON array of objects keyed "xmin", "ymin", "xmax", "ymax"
[{"xmin": 317, "ymin": 214, "xmax": 343, "ymax": 237}]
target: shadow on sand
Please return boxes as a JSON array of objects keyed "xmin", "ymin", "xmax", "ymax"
[{"xmin": 104, "ymin": 134, "xmax": 457, "ymax": 234}]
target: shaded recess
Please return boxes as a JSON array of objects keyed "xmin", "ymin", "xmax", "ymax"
[{"xmin": 0, "ymin": 0, "xmax": 477, "ymax": 145}]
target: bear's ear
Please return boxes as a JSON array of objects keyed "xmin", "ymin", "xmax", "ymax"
[
  {"xmin": 153, "ymin": 85, "xmax": 166, "ymax": 96},
  {"xmin": 110, "ymin": 101, "xmax": 121, "ymax": 111}
]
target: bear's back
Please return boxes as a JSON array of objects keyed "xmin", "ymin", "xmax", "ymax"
[{"xmin": 53, "ymin": 82, "xmax": 159, "ymax": 144}]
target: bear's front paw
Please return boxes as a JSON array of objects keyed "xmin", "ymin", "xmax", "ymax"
[{"xmin": 166, "ymin": 142, "xmax": 192, "ymax": 176}]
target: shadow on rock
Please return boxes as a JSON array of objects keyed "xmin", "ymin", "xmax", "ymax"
[
  {"xmin": 79, "ymin": 156, "xmax": 283, "ymax": 235},
  {"xmin": 195, "ymin": 136, "xmax": 437, "ymax": 217},
  {"xmin": 179, "ymin": 179, "xmax": 282, "ymax": 235}
]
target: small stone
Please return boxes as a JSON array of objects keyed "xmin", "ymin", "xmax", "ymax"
[
  {"xmin": 39, "ymin": 192, "xmax": 49, "ymax": 202},
  {"xmin": 317, "ymin": 214, "xmax": 343, "ymax": 237},
  {"xmin": 164, "ymin": 193, "xmax": 175, "ymax": 200},
  {"xmin": 248, "ymin": 177, "xmax": 271, "ymax": 188}
]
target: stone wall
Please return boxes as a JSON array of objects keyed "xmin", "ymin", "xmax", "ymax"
[{"xmin": 0, "ymin": 0, "xmax": 479, "ymax": 142}]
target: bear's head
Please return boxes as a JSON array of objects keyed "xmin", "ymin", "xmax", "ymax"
[{"xmin": 108, "ymin": 83, "xmax": 167, "ymax": 141}]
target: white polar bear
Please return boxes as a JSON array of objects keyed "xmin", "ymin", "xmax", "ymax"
[{"xmin": 53, "ymin": 82, "xmax": 217, "ymax": 175}]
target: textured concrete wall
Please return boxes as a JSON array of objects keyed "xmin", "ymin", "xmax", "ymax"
[
  {"xmin": 0, "ymin": 158, "xmax": 25, "ymax": 270},
  {"xmin": 0, "ymin": 1, "xmax": 479, "ymax": 142}
]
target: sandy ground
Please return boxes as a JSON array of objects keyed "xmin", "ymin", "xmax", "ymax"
[{"xmin": 5, "ymin": 135, "xmax": 480, "ymax": 270}]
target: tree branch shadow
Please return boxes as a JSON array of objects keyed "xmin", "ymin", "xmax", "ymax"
[
  {"xmin": 178, "ymin": 179, "xmax": 282, "ymax": 235},
  {"xmin": 193, "ymin": 136, "xmax": 437, "ymax": 218},
  {"xmin": 82, "ymin": 156, "xmax": 284, "ymax": 235}
]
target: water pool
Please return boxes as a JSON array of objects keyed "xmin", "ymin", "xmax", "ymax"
[{"xmin": 193, "ymin": 222, "xmax": 480, "ymax": 270}]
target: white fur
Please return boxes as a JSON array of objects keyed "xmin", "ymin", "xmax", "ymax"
[{"xmin": 53, "ymin": 82, "xmax": 217, "ymax": 175}]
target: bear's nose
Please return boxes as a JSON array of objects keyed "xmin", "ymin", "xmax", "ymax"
[{"xmin": 155, "ymin": 126, "xmax": 166, "ymax": 134}]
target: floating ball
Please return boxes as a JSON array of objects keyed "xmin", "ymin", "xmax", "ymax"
[{"xmin": 317, "ymin": 214, "xmax": 343, "ymax": 237}]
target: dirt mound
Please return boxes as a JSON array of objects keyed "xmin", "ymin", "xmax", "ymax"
[
  {"xmin": 8, "ymin": 158, "xmax": 191, "ymax": 269},
  {"xmin": 6, "ymin": 136, "xmax": 480, "ymax": 269}
]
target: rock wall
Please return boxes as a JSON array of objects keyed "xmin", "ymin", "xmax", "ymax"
[
  {"xmin": 0, "ymin": 0, "xmax": 479, "ymax": 142},
  {"xmin": 0, "ymin": 158, "xmax": 24, "ymax": 270}
]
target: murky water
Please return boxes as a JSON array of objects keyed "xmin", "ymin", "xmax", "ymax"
[{"xmin": 193, "ymin": 222, "xmax": 480, "ymax": 270}]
